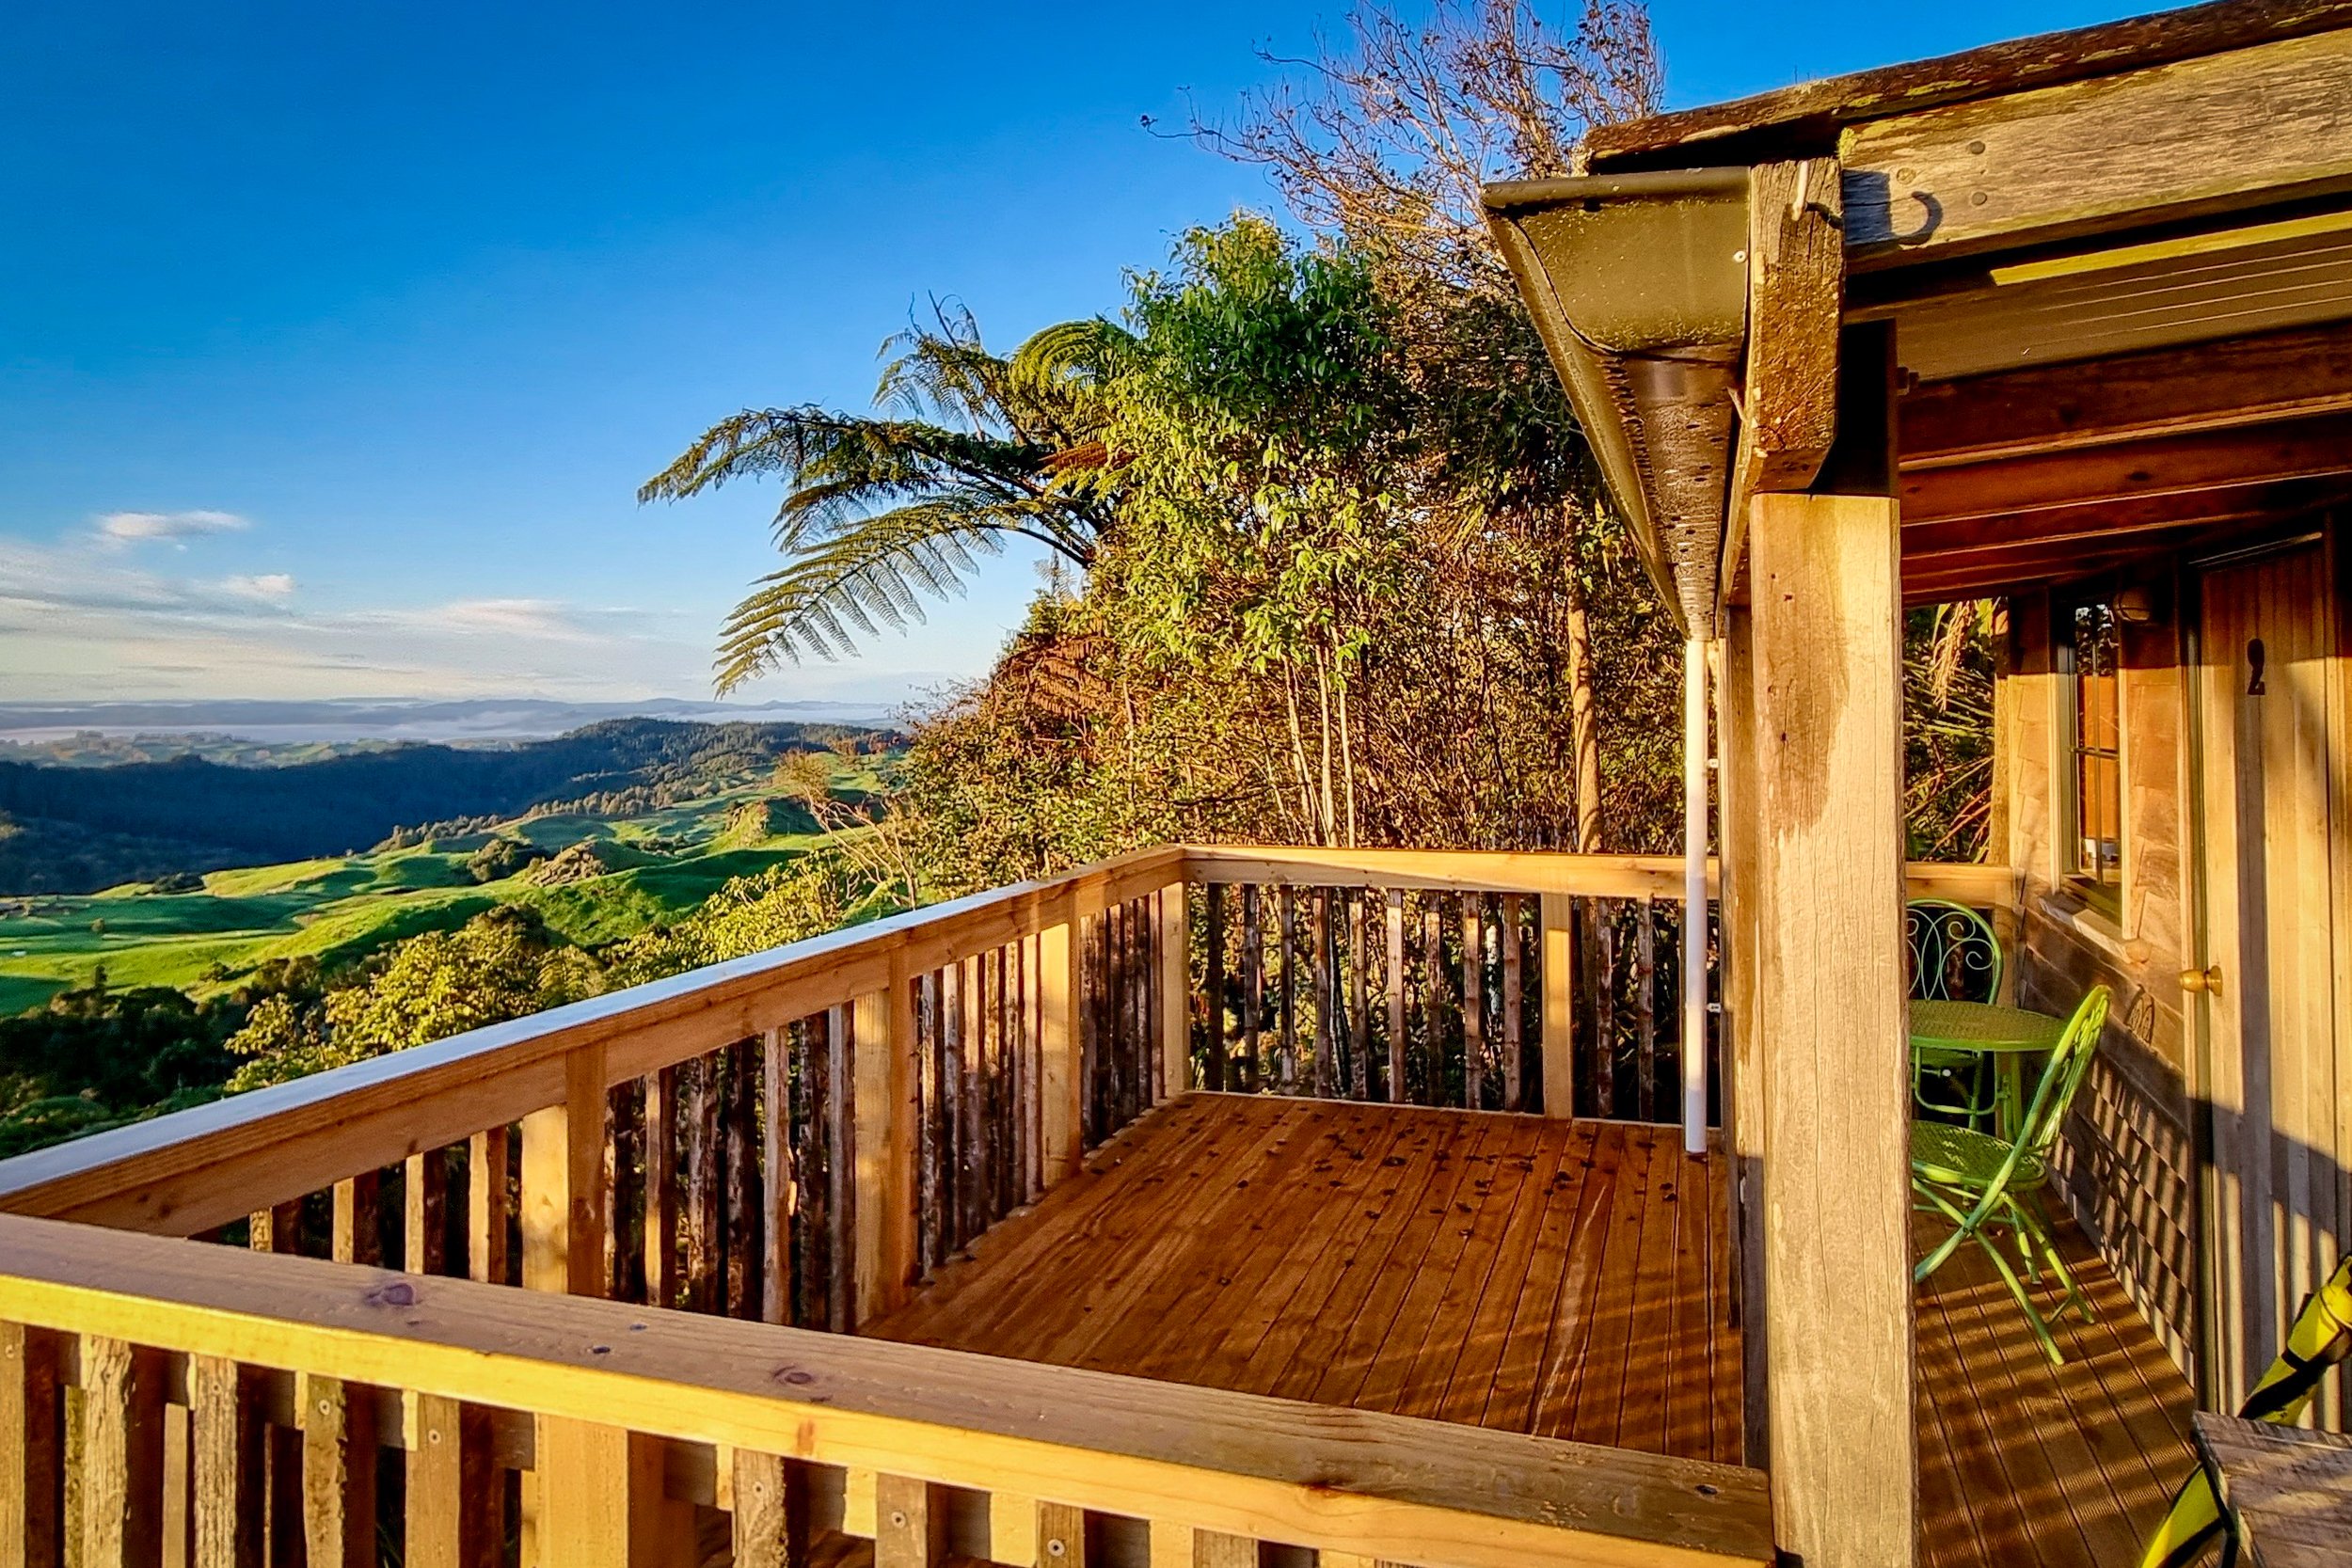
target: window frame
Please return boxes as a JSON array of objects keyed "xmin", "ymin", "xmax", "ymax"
[{"xmin": 2056, "ymin": 586, "xmax": 2125, "ymax": 916}]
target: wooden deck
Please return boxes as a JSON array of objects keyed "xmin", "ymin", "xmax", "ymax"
[{"xmin": 867, "ymin": 1092, "xmax": 2200, "ymax": 1568}]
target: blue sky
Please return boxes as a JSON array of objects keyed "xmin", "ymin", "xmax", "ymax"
[{"xmin": 1, "ymin": 0, "xmax": 2140, "ymax": 706}]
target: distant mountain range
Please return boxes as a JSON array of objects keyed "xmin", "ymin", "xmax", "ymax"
[
  {"xmin": 0, "ymin": 697, "xmax": 899, "ymax": 746},
  {"xmin": 0, "ymin": 716, "xmax": 890, "ymax": 895}
]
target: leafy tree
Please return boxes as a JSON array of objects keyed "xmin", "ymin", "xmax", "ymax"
[{"xmin": 642, "ymin": 307, "xmax": 1126, "ymax": 689}]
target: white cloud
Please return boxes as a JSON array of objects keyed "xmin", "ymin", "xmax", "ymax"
[
  {"xmin": 94, "ymin": 509, "xmax": 250, "ymax": 548},
  {"xmin": 220, "ymin": 573, "xmax": 297, "ymax": 600}
]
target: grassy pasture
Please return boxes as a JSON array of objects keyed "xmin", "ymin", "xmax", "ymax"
[{"xmin": 0, "ymin": 777, "xmax": 828, "ymax": 1011}]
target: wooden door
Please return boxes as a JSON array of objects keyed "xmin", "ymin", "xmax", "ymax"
[{"xmin": 2194, "ymin": 543, "xmax": 2347, "ymax": 1428}]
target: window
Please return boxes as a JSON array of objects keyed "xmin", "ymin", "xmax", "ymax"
[{"xmin": 2063, "ymin": 594, "xmax": 2122, "ymax": 907}]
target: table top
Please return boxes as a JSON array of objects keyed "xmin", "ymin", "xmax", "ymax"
[
  {"xmin": 2192, "ymin": 1411, "xmax": 2352, "ymax": 1568},
  {"xmin": 1908, "ymin": 999, "xmax": 2067, "ymax": 1053}
]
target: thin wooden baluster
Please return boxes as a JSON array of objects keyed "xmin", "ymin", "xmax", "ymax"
[
  {"xmin": 725, "ymin": 1038, "xmax": 760, "ymax": 1319},
  {"xmin": 731, "ymin": 1449, "xmax": 807, "ymax": 1568},
  {"xmin": 297, "ymin": 1370, "xmax": 372, "ymax": 1568},
  {"xmin": 1422, "ymin": 898, "xmax": 1445, "ymax": 1108},
  {"xmin": 1036, "ymin": 1500, "xmax": 1086, "ymax": 1567},
  {"xmin": 610, "ymin": 1080, "xmax": 646, "ymax": 1305},
  {"xmin": 1384, "ymin": 888, "xmax": 1406, "ymax": 1102},
  {"xmin": 246, "ymin": 1202, "xmax": 304, "ymax": 1568},
  {"xmin": 1462, "ymin": 894, "xmax": 1486, "ymax": 1110},
  {"xmin": 827, "ymin": 1004, "xmax": 855, "ymax": 1332},
  {"xmin": 686, "ymin": 1053, "xmax": 722, "ymax": 1311},
  {"xmin": 919, "ymin": 971, "xmax": 944, "ymax": 1268},
  {"xmin": 3, "ymin": 1323, "xmax": 64, "ymax": 1568},
  {"xmin": 1540, "ymin": 895, "xmax": 1575, "ymax": 1118},
  {"xmin": 190, "ymin": 1355, "xmax": 260, "ymax": 1568},
  {"xmin": 1158, "ymin": 885, "xmax": 1190, "ymax": 1102},
  {"xmin": 762, "ymin": 1025, "xmax": 796, "ymax": 1325},
  {"xmin": 1502, "ymin": 894, "xmax": 1526, "ymax": 1113},
  {"xmin": 401, "ymin": 1391, "xmax": 459, "ymax": 1568},
  {"xmin": 962, "ymin": 954, "xmax": 985, "ymax": 1243},
  {"xmin": 1347, "ymin": 892, "xmax": 1369, "ymax": 1101},
  {"xmin": 468, "ymin": 1128, "xmax": 511, "ymax": 1288},
  {"xmin": 1310, "ymin": 890, "xmax": 1332, "ymax": 1099},
  {"xmin": 1189, "ymin": 1530, "xmax": 1260, "ymax": 1568},
  {"xmin": 330, "ymin": 1171, "xmax": 379, "ymax": 1266},
  {"xmin": 1277, "ymin": 884, "xmax": 1297, "ymax": 1093},
  {"xmin": 1594, "ymin": 905, "xmax": 1618, "ymax": 1118},
  {"xmin": 1239, "ymin": 885, "xmax": 1262, "ymax": 1092},
  {"xmin": 405, "ymin": 1148, "xmax": 447, "ymax": 1277},
  {"xmin": 82, "ymin": 1336, "xmax": 165, "ymax": 1568},
  {"xmin": 875, "ymin": 1474, "xmax": 946, "ymax": 1568},
  {"xmin": 642, "ymin": 1069, "xmax": 676, "ymax": 1307},
  {"xmin": 1636, "ymin": 897, "xmax": 1659, "ymax": 1121},
  {"xmin": 1201, "ymin": 882, "xmax": 1226, "ymax": 1092}
]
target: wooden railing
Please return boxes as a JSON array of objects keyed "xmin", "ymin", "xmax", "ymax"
[
  {"xmin": 0, "ymin": 1213, "xmax": 1773, "ymax": 1568},
  {"xmin": 0, "ymin": 845, "xmax": 2010, "ymax": 1568}
]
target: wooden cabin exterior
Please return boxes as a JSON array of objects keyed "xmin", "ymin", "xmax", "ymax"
[{"xmin": 4, "ymin": 4, "xmax": 2351, "ymax": 1566}]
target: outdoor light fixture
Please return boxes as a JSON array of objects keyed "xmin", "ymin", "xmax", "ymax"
[{"xmin": 1485, "ymin": 168, "xmax": 1753, "ymax": 1158}]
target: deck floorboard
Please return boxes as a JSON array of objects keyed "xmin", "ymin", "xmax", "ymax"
[{"xmin": 863, "ymin": 1092, "xmax": 2197, "ymax": 1567}]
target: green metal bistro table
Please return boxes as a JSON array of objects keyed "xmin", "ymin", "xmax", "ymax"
[{"xmin": 1908, "ymin": 999, "xmax": 2068, "ymax": 1141}]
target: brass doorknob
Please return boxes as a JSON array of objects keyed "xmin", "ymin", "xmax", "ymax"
[{"xmin": 2180, "ymin": 965, "xmax": 2225, "ymax": 997}]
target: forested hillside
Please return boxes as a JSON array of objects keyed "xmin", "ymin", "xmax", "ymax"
[{"xmin": 0, "ymin": 718, "xmax": 886, "ymax": 893}]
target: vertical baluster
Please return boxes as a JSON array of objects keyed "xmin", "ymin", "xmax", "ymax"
[
  {"xmin": 1158, "ymin": 884, "xmax": 1190, "ymax": 1102},
  {"xmin": 730, "ymin": 1450, "xmax": 807, "ymax": 1568},
  {"xmin": 641, "ymin": 1069, "xmax": 675, "ymax": 1308},
  {"xmin": 959, "ymin": 956, "xmax": 983, "ymax": 1248},
  {"xmin": 246, "ymin": 1200, "xmax": 304, "ymax": 1568},
  {"xmin": 3, "ymin": 1323, "xmax": 64, "ymax": 1568},
  {"xmin": 1346, "ymin": 892, "xmax": 1369, "ymax": 1101},
  {"xmin": 1422, "ymin": 896, "xmax": 1446, "ymax": 1107},
  {"xmin": 297, "ymin": 1370, "xmax": 372, "ymax": 1568},
  {"xmin": 1384, "ymin": 888, "xmax": 1406, "ymax": 1102},
  {"xmin": 1277, "ymin": 885, "xmax": 1297, "ymax": 1093},
  {"xmin": 724, "ymin": 1038, "xmax": 760, "ymax": 1319},
  {"xmin": 875, "ymin": 1475, "xmax": 946, "ymax": 1568},
  {"xmin": 1594, "ymin": 905, "xmax": 1618, "ymax": 1118},
  {"xmin": 1636, "ymin": 898, "xmax": 1659, "ymax": 1122},
  {"xmin": 405, "ymin": 1148, "xmax": 448, "ymax": 1277},
  {"xmin": 1502, "ymin": 894, "xmax": 1526, "ymax": 1113},
  {"xmin": 402, "ymin": 1388, "xmax": 497, "ymax": 1568},
  {"xmin": 1240, "ymin": 886, "xmax": 1262, "ymax": 1092},
  {"xmin": 686, "ymin": 1052, "xmax": 721, "ymax": 1311},
  {"xmin": 604, "ymin": 1081, "xmax": 643, "ymax": 1304},
  {"xmin": 1462, "ymin": 894, "xmax": 1486, "ymax": 1110},
  {"xmin": 82, "ymin": 1336, "xmax": 165, "ymax": 1568},
  {"xmin": 1310, "ymin": 890, "xmax": 1333, "ymax": 1099},
  {"xmin": 826, "ymin": 1004, "xmax": 854, "ymax": 1332},
  {"xmin": 190, "ymin": 1354, "xmax": 261, "ymax": 1568},
  {"xmin": 1201, "ymin": 883, "xmax": 1226, "ymax": 1092},
  {"xmin": 763, "ymin": 1025, "xmax": 796, "ymax": 1326},
  {"xmin": 1541, "ymin": 895, "xmax": 1576, "ymax": 1118},
  {"xmin": 330, "ymin": 1171, "xmax": 379, "ymax": 1267}
]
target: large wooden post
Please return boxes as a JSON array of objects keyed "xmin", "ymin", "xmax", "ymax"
[{"xmin": 1746, "ymin": 478, "xmax": 1916, "ymax": 1565}]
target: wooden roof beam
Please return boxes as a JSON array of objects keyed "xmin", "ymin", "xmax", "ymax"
[
  {"xmin": 1842, "ymin": 27, "xmax": 2352, "ymax": 271},
  {"xmin": 1899, "ymin": 411, "xmax": 2352, "ymax": 526},
  {"xmin": 1900, "ymin": 318, "xmax": 2352, "ymax": 466},
  {"xmin": 1899, "ymin": 479, "xmax": 2344, "ymax": 559}
]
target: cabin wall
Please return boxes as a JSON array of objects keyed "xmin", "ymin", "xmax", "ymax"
[{"xmin": 1995, "ymin": 580, "xmax": 2202, "ymax": 1379}]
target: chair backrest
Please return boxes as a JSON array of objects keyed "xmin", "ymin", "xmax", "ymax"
[
  {"xmin": 1906, "ymin": 899, "xmax": 2004, "ymax": 1004},
  {"xmin": 2018, "ymin": 986, "xmax": 2113, "ymax": 1166}
]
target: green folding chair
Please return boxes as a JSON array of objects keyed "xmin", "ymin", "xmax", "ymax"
[
  {"xmin": 1912, "ymin": 984, "xmax": 2111, "ymax": 1366},
  {"xmin": 1907, "ymin": 898, "xmax": 2003, "ymax": 1127}
]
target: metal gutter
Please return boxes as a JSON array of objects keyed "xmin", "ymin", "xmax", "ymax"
[{"xmin": 1483, "ymin": 169, "xmax": 1751, "ymax": 638}]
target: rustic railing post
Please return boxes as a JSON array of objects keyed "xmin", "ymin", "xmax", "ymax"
[
  {"xmin": 532, "ymin": 1417, "xmax": 684, "ymax": 1568},
  {"xmin": 520, "ymin": 1044, "xmax": 608, "ymax": 1297},
  {"xmin": 851, "ymin": 955, "xmax": 918, "ymax": 1326},
  {"xmin": 1041, "ymin": 886, "xmax": 1088, "ymax": 1184},
  {"xmin": 1157, "ymin": 880, "xmax": 1190, "ymax": 1101},
  {"xmin": 1539, "ymin": 894, "xmax": 1575, "ymax": 1117}
]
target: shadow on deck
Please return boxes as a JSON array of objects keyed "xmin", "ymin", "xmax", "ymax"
[{"xmin": 866, "ymin": 1092, "xmax": 2197, "ymax": 1568}]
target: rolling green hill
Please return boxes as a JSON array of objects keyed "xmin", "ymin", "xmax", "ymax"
[{"xmin": 0, "ymin": 776, "xmax": 841, "ymax": 1016}]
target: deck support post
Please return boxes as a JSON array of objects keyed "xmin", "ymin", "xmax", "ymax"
[
  {"xmin": 1713, "ymin": 614, "xmax": 1772, "ymax": 1468},
  {"xmin": 1157, "ymin": 882, "xmax": 1190, "ymax": 1101},
  {"xmin": 1041, "ymin": 888, "xmax": 1091, "ymax": 1185},
  {"xmin": 1745, "ymin": 483, "xmax": 1916, "ymax": 1567},
  {"xmin": 520, "ymin": 1044, "xmax": 608, "ymax": 1298}
]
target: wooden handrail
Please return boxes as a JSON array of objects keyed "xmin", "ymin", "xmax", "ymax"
[
  {"xmin": 0, "ymin": 1212, "xmax": 1773, "ymax": 1567},
  {"xmin": 0, "ymin": 844, "xmax": 2013, "ymax": 1234},
  {"xmin": 0, "ymin": 845, "xmax": 1184, "ymax": 1233}
]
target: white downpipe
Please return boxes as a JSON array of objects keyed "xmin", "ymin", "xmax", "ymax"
[{"xmin": 1682, "ymin": 637, "xmax": 1711, "ymax": 1155}]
